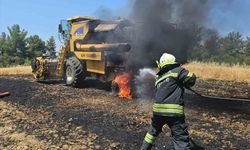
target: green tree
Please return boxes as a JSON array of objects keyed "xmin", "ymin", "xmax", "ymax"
[
  {"xmin": 245, "ymin": 36, "xmax": 250, "ymax": 55},
  {"xmin": 26, "ymin": 35, "xmax": 45, "ymax": 58},
  {"xmin": 46, "ymin": 36, "xmax": 56, "ymax": 53},
  {"xmin": 0, "ymin": 24, "xmax": 53, "ymax": 67},
  {"xmin": 0, "ymin": 32, "xmax": 7, "ymax": 55},
  {"xmin": 203, "ymin": 29, "xmax": 220, "ymax": 56},
  {"xmin": 218, "ymin": 32, "xmax": 244, "ymax": 55},
  {"xmin": 0, "ymin": 25, "xmax": 28, "ymax": 66},
  {"xmin": 0, "ymin": 32, "xmax": 6, "ymax": 46},
  {"xmin": 7, "ymin": 24, "xmax": 28, "ymax": 59}
]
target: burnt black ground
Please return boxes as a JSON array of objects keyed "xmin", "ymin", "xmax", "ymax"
[{"xmin": 0, "ymin": 75, "xmax": 249, "ymax": 150}]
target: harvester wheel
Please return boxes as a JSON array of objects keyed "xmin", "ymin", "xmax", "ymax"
[{"xmin": 65, "ymin": 57, "xmax": 86, "ymax": 87}]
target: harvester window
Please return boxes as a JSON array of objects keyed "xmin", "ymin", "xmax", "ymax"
[
  {"xmin": 60, "ymin": 20, "xmax": 70, "ymax": 32},
  {"xmin": 59, "ymin": 20, "xmax": 70, "ymax": 41},
  {"xmin": 74, "ymin": 27, "xmax": 84, "ymax": 36}
]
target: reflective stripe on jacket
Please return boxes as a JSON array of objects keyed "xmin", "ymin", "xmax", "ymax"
[
  {"xmin": 153, "ymin": 103, "xmax": 184, "ymax": 116},
  {"xmin": 153, "ymin": 65, "xmax": 196, "ymax": 116}
]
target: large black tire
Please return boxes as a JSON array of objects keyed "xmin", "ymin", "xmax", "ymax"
[{"xmin": 65, "ymin": 57, "xmax": 86, "ymax": 87}]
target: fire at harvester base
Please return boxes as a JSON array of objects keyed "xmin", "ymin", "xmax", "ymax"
[{"xmin": 112, "ymin": 72, "xmax": 132, "ymax": 99}]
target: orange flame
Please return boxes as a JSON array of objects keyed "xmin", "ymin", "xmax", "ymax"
[{"xmin": 113, "ymin": 72, "xmax": 132, "ymax": 99}]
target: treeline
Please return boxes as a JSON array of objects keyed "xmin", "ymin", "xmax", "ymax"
[
  {"xmin": 0, "ymin": 24, "xmax": 56, "ymax": 67},
  {"xmin": 189, "ymin": 30, "xmax": 250, "ymax": 65},
  {"xmin": 1, "ymin": 24, "xmax": 250, "ymax": 67}
]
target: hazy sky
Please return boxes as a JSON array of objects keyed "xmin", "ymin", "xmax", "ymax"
[
  {"xmin": 1, "ymin": 0, "xmax": 250, "ymax": 50},
  {"xmin": 208, "ymin": 0, "xmax": 250, "ymax": 37}
]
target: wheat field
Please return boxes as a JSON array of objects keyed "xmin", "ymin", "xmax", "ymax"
[
  {"xmin": 184, "ymin": 62, "xmax": 250, "ymax": 83},
  {"xmin": 0, "ymin": 63, "xmax": 250, "ymax": 82},
  {"xmin": 0, "ymin": 66, "xmax": 32, "ymax": 75}
]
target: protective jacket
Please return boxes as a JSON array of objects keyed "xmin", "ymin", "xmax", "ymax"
[{"xmin": 153, "ymin": 64, "xmax": 196, "ymax": 117}]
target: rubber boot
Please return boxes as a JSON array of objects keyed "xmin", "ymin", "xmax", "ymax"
[{"xmin": 140, "ymin": 140, "xmax": 153, "ymax": 150}]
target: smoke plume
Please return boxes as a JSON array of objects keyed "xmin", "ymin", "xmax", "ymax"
[
  {"xmin": 128, "ymin": 0, "xmax": 216, "ymax": 67},
  {"xmin": 135, "ymin": 68, "xmax": 156, "ymax": 99},
  {"xmin": 135, "ymin": 68, "xmax": 157, "ymax": 108},
  {"xmin": 94, "ymin": 6, "xmax": 116, "ymax": 20},
  {"xmin": 94, "ymin": 1, "xmax": 236, "ymax": 68}
]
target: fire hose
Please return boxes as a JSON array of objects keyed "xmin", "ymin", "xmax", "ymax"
[
  {"xmin": 187, "ymin": 88, "xmax": 250, "ymax": 102},
  {"xmin": 0, "ymin": 91, "xmax": 10, "ymax": 98}
]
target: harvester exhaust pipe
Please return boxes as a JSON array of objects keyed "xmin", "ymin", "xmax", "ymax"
[{"xmin": 76, "ymin": 43, "xmax": 131, "ymax": 52}]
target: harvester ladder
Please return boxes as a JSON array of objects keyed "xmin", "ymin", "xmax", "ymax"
[{"xmin": 56, "ymin": 45, "xmax": 68, "ymax": 77}]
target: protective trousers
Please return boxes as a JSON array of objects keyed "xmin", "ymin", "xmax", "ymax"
[{"xmin": 141, "ymin": 115, "xmax": 191, "ymax": 150}]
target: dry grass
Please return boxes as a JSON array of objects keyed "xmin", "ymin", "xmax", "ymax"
[
  {"xmin": 1, "ymin": 63, "xmax": 250, "ymax": 83},
  {"xmin": 184, "ymin": 61, "xmax": 250, "ymax": 83},
  {"xmin": 0, "ymin": 66, "xmax": 32, "ymax": 75}
]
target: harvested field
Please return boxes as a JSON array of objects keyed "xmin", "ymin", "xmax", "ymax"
[{"xmin": 0, "ymin": 75, "xmax": 249, "ymax": 149}]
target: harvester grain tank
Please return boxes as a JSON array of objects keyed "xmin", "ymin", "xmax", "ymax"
[{"xmin": 31, "ymin": 16, "xmax": 131, "ymax": 87}]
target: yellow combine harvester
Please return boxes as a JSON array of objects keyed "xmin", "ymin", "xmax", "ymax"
[{"xmin": 31, "ymin": 16, "xmax": 131, "ymax": 87}]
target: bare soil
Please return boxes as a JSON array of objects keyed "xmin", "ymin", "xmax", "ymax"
[{"xmin": 0, "ymin": 75, "xmax": 249, "ymax": 150}]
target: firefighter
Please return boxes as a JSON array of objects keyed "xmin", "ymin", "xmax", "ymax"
[{"xmin": 141, "ymin": 53, "xmax": 196, "ymax": 150}]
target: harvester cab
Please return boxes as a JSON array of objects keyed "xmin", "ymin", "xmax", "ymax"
[{"xmin": 31, "ymin": 16, "xmax": 131, "ymax": 87}]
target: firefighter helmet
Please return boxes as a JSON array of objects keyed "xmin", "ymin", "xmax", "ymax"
[{"xmin": 156, "ymin": 53, "xmax": 176, "ymax": 68}]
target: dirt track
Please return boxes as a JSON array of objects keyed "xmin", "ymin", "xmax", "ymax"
[{"xmin": 0, "ymin": 75, "xmax": 249, "ymax": 150}]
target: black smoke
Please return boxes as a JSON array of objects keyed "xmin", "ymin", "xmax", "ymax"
[
  {"xmin": 127, "ymin": 0, "xmax": 224, "ymax": 67},
  {"xmin": 94, "ymin": 6, "xmax": 116, "ymax": 20},
  {"xmin": 94, "ymin": 0, "xmax": 234, "ymax": 68}
]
